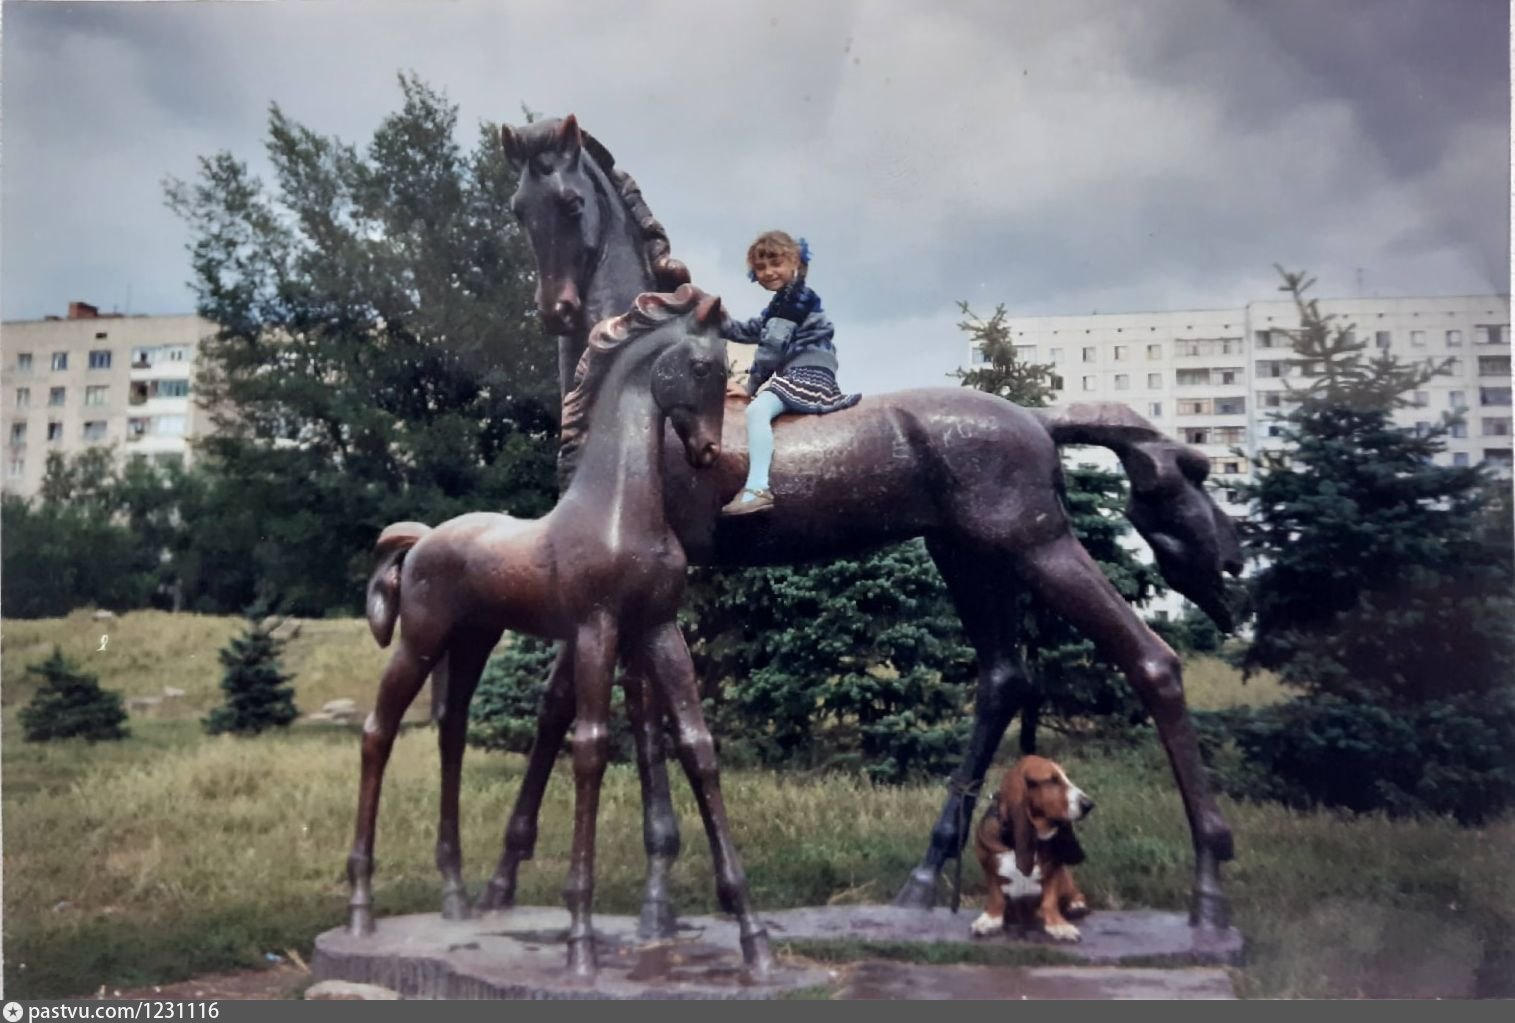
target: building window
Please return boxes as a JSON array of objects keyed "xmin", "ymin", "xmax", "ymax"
[
  {"xmin": 48, "ymin": 387, "xmax": 65, "ymax": 407},
  {"xmin": 1049, "ymin": 348, "xmax": 1063, "ymax": 365},
  {"xmin": 51, "ymin": 352, "xmax": 68, "ymax": 371},
  {"xmin": 1450, "ymin": 390, "xmax": 1466, "ymax": 409},
  {"xmin": 972, "ymin": 347, "xmax": 989, "ymax": 366},
  {"xmin": 1483, "ymin": 418, "xmax": 1512, "ymax": 437},
  {"xmin": 1375, "ymin": 331, "xmax": 1391, "ymax": 350},
  {"xmin": 1478, "ymin": 356, "xmax": 1511, "ymax": 377},
  {"xmin": 127, "ymin": 418, "xmax": 148, "ymax": 441},
  {"xmin": 154, "ymin": 415, "xmax": 187, "ymax": 437},
  {"xmin": 1176, "ymin": 368, "xmax": 1210, "ymax": 386},
  {"xmin": 1412, "ymin": 390, "xmax": 1429, "ymax": 408},
  {"xmin": 1112, "ymin": 345, "xmax": 1127, "ymax": 362},
  {"xmin": 6, "ymin": 457, "xmax": 23, "ymax": 479},
  {"xmin": 1262, "ymin": 392, "xmax": 1284, "ymax": 408},
  {"xmin": 156, "ymin": 379, "xmax": 191, "ymax": 398},
  {"xmin": 82, "ymin": 421, "xmax": 107, "ymax": 442},
  {"xmin": 1148, "ymin": 401, "xmax": 1162, "ymax": 417},
  {"xmin": 1450, "ymin": 421, "xmax": 1468, "ymax": 438},
  {"xmin": 88, "ymin": 349, "xmax": 113, "ymax": 370},
  {"xmin": 1218, "ymin": 368, "xmax": 1243, "ymax": 386},
  {"xmin": 1265, "ymin": 423, "xmax": 1285, "ymax": 438},
  {"xmin": 1483, "ymin": 448, "xmax": 1514, "ymax": 468},
  {"xmin": 1215, "ymin": 397, "xmax": 1247, "ymax": 415},
  {"xmin": 1257, "ymin": 360, "xmax": 1286, "ymax": 378},
  {"xmin": 9, "ymin": 422, "xmax": 26, "ymax": 445},
  {"xmin": 1411, "ymin": 330, "xmax": 1426, "ymax": 347},
  {"xmin": 15, "ymin": 353, "xmax": 32, "ymax": 374},
  {"xmin": 1082, "ymin": 347, "xmax": 1096, "ymax": 363},
  {"xmin": 1184, "ymin": 428, "xmax": 1210, "ymax": 444},
  {"xmin": 131, "ymin": 347, "xmax": 154, "ymax": 368},
  {"xmin": 165, "ymin": 345, "xmax": 190, "ymax": 362},
  {"xmin": 1013, "ymin": 344, "xmax": 1038, "ymax": 362},
  {"xmin": 46, "ymin": 422, "xmax": 62, "ymax": 442},
  {"xmin": 1447, "ymin": 329, "xmax": 1463, "ymax": 346},
  {"xmin": 1147, "ymin": 343, "xmax": 1162, "ymax": 359},
  {"xmin": 1049, "ymin": 374, "xmax": 1064, "ymax": 391},
  {"xmin": 84, "ymin": 385, "xmax": 108, "ymax": 406},
  {"xmin": 1177, "ymin": 398, "xmax": 1212, "ymax": 416},
  {"xmin": 1480, "ymin": 387, "xmax": 1512, "ymax": 407},
  {"xmin": 15, "ymin": 387, "xmax": 30, "ymax": 408},
  {"xmin": 1147, "ymin": 372, "xmax": 1162, "ymax": 389},
  {"xmin": 1453, "ymin": 452, "xmax": 1470, "ymax": 467},
  {"xmin": 1414, "ymin": 421, "xmax": 1432, "ymax": 437},
  {"xmin": 1082, "ymin": 376, "xmax": 1097, "ymax": 392},
  {"xmin": 1215, "ymin": 426, "xmax": 1246, "ymax": 444},
  {"xmin": 1447, "ymin": 357, "xmax": 1464, "ymax": 375},
  {"xmin": 1477, "ymin": 325, "xmax": 1508, "ymax": 345},
  {"xmin": 1114, "ymin": 374, "xmax": 1130, "ymax": 390}
]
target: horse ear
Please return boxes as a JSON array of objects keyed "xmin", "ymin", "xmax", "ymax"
[
  {"xmin": 697, "ymin": 294, "xmax": 724, "ymax": 329},
  {"xmin": 501, "ymin": 125, "xmax": 523, "ymax": 168},
  {"xmin": 557, "ymin": 114, "xmax": 583, "ymax": 158}
]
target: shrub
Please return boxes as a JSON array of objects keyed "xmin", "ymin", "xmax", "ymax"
[
  {"xmin": 203, "ymin": 616, "xmax": 299, "ymax": 735},
  {"xmin": 1196, "ymin": 690, "xmax": 1515, "ymax": 824},
  {"xmin": 19, "ymin": 647, "xmax": 129, "ymax": 742}
]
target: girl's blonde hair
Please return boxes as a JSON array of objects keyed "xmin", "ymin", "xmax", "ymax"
[{"xmin": 746, "ymin": 230, "xmax": 808, "ymax": 281}]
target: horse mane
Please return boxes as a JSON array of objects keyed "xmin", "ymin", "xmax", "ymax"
[
  {"xmin": 509, "ymin": 118, "xmax": 691, "ymax": 291},
  {"xmin": 558, "ymin": 283, "xmax": 714, "ymax": 482}
]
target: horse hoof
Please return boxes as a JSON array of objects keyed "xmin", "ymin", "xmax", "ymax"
[
  {"xmin": 741, "ymin": 930, "xmax": 775, "ymax": 982},
  {"xmin": 475, "ymin": 880, "xmax": 515, "ymax": 912},
  {"xmin": 567, "ymin": 938, "xmax": 598, "ymax": 979},
  {"xmin": 441, "ymin": 890, "xmax": 471, "ymax": 921},
  {"xmin": 347, "ymin": 905, "xmax": 375, "ymax": 937},
  {"xmin": 1190, "ymin": 890, "xmax": 1231, "ymax": 929},
  {"xmin": 638, "ymin": 900, "xmax": 679, "ymax": 940},
  {"xmin": 892, "ymin": 871, "xmax": 937, "ymax": 910}
]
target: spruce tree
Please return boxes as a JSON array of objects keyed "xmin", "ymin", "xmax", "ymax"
[
  {"xmin": 1220, "ymin": 268, "xmax": 1515, "ymax": 822},
  {"xmin": 204, "ymin": 615, "xmax": 299, "ymax": 735},
  {"xmin": 20, "ymin": 648, "xmax": 130, "ymax": 742}
]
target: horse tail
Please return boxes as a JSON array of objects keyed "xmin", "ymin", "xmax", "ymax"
[
  {"xmin": 1031, "ymin": 403, "xmax": 1242, "ymax": 631},
  {"xmin": 366, "ymin": 521, "xmax": 432, "ymax": 648}
]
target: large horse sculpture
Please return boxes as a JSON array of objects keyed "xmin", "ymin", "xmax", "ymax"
[
  {"xmin": 346, "ymin": 286, "xmax": 775, "ymax": 979},
  {"xmin": 479, "ymin": 114, "xmax": 1241, "ymax": 933}
]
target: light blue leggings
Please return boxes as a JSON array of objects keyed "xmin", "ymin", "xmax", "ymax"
[{"xmin": 743, "ymin": 390, "xmax": 786, "ymax": 492}]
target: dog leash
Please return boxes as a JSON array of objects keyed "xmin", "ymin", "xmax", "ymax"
[{"xmin": 945, "ymin": 775, "xmax": 982, "ymax": 914}]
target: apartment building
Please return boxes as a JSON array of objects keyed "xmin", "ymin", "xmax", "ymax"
[
  {"xmin": 966, "ymin": 294, "xmax": 1512, "ymax": 514},
  {"xmin": 963, "ymin": 293, "xmax": 1511, "ymax": 618},
  {"xmin": 2, "ymin": 302, "xmax": 218, "ymax": 499}
]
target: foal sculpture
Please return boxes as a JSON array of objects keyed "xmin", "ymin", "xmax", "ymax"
[
  {"xmin": 346, "ymin": 286, "xmax": 774, "ymax": 979},
  {"xmin": 479, "ymin": 114, "xmax": 1241, "ymax": 932}
]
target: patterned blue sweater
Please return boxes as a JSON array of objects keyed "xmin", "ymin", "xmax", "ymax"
[{"xmin": 721, "ymin": 281, "xmax": 839, "ymax": 395}]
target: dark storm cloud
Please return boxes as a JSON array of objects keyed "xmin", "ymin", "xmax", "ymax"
[{"xmin": 0, "ymin": 0, "xmax": 1505, "ymax": 391}]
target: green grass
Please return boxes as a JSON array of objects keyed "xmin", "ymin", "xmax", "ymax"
[{"xmin": 2, "ymin": 613, "xmax": 1511, "ymax": 999}]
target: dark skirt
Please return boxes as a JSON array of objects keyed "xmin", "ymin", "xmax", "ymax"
[{"xmin": 760, "ymin": 366, "xmax": 862, "ymax": 414}]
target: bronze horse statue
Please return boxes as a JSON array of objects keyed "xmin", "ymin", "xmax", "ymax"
[
  {"xmin": 346, "ymin": 286, "xmax": 775, "ymax": 979},
  {"xmin": 482, "ymin": 114, "xmax": 1241, "ymax": 932}
]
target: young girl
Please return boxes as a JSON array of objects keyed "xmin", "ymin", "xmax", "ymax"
[{"xmin": 720, "ymin": 231, "xmax": 861, "ymax": 516}]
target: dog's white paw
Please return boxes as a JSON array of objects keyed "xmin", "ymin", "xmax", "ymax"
[
  {"xmin": 1045, "ymin": 920, "xmax": 1081, "ymax": 942},
  {"xmin": 970, "ymin": 912, "xmax": 1003, "ymax": 937}
]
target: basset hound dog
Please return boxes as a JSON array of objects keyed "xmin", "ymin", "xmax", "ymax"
[{"xmin": 970, "ymin": 754, "xmax": 1095, "ymax": 942}]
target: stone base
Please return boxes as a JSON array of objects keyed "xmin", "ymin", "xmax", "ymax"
[
  {"xmin": 312, "ymin": 905, "xmax": 1243, "ymax": 999},
  {"xmin": 757, "ymin": 905, "xmax": 1245, "ymax": 966},
  {"xmin": 312, "ymin": 908, "xmax": 834, "ymax": 999}
]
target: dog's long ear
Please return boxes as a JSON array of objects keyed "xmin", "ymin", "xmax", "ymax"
[
  {"xmin": 1005, "ymin": 762, "xmax": 1038, "ymax": 878},
  {"xmin": 1049, "ymin": 822, "xmax": 1086, "ymax": 867}
]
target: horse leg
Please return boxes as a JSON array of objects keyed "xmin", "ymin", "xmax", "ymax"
[
  {"xmin": 347, "ymin": 638, "xmax": 433, "ymax": 935},
  {"xmin": 634, "ymin": 621, "xmax": 774, "ymax": 981},
  {"xmin": 435, "ymin": 630, "xmax": 500, "ymax": 921},
  {"xmin": 477, "ymin": 642, "xmax": 575, "ymax": 911},
  {"xmin": 895, "ymin": 538, "xmax": 1032, "ymax": 909},
  {"xmin": 621, "ymin": 668, "xmax": 682, "ymax": 938},
  {"xmin": 1016, "ymin": 532, "xmax": 1234, "ymax": 928},
  {"xmin": 564, "ymin": 612, "xmax": 617, "ymax": 979}
]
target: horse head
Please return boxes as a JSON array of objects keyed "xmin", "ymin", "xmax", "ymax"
[
  {"xmin": 502, "ymin": 115, "xmax": 599, "ymax": 334},
  {"xmin": 562, "ymin": 284, "xmax": 728, "ymax": 480},
  {"xmin": 1124, "ymin": 443, "xmax": 1244, "ymax": 632}
]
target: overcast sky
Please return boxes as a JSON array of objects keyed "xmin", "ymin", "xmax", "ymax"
[{"xmin": 2, "ymin": 0, "xmax": 1508, "ymax": 395}]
